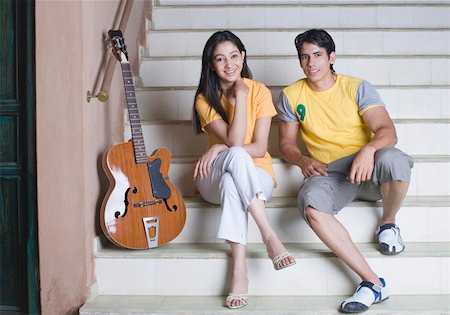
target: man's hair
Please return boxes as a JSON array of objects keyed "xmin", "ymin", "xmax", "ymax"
[{"xmin": 294, "ymin": 29, "xmax": 336, "ymax": 73}]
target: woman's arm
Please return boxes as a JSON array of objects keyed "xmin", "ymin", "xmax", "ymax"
[{"xmin": 242, "ymin": 116, "xmax": 271, "ymax": 158}]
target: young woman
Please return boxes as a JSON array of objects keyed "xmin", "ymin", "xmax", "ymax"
[{"xmin": 192, "ymin": 30, "xmax": 296, "ymax": 309}]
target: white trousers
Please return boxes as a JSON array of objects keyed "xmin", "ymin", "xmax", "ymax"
[{"xmin": 195, "ymin": 146, "xmax": 274, "ymax": 245}]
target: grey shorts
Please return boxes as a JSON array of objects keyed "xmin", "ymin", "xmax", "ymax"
[{"xmin": 298, "ymin": 147, "xmax": 414, "ymax": 223}]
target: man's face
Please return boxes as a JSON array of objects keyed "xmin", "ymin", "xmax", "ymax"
[{"xmin": 299, "ymin": 42, "xmax": 336, "ymax": 84}]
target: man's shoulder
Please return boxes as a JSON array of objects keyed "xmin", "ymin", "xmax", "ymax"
[
  {"xmin": 338, "ymin": 74, "xmax": 364, "ymax": 83},
  {"xmin": 282, "ymin": 79, "xmax": 307, "ymax": 96},
  {"xmin": 338, "ymin": 74, "xmax": 365, "ymax": 89}
]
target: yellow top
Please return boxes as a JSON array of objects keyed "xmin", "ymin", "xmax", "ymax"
[
  {"xmin": 280, "ymin": 74, "xmax": 384, "ymax": 164},
  {"xmin": 195, "ymin": 78, "xmax": 277, "ymax": 184}
]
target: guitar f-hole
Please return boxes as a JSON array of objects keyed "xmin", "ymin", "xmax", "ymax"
[{"xmin": 163, "ymin": 198, "xmax": 178, "ymax": 212}]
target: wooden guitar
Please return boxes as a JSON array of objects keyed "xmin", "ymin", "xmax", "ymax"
[{"xmin": 100, "ymin": 30, "xmax": 186, "ymax": 249}]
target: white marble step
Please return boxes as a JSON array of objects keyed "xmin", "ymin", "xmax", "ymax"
[
  {"xmin": 150, "ymin": 4, "xmax": 450, "ymax": 30},
  {"xmin": 147, "ymin": 29, "xmax": 450, "ymax": 57},
  {"xmin": 92, "ymin": 242, "xmax": 450, "ymax": 296},
  {"xmin": 173, "ymin": 196, "xmax": 450, "ymax": 244},
  {"xmin": 135, "ymin": 86, "xmax": 450, "ymax": 120},
  {"xmin": 124, "ymin": 120, "xmax": 450, "ymax": 157},
  {"xmin": 156, "ymin": 0, "xmax": 450, "ymax": 5},
  {"xmin": 166, "ymin": 156, "xmax": 450, "ymax": 197},
  {"xmin": 80, "ymin": 294, "xmax": 450, "ymax": 315},
  {"xmin": 140, "ymin": 56, "xmax": 450, "ymax": 87}
]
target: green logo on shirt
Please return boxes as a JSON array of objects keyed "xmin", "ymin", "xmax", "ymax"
[{"xmin": 296, "ymin": 104, "xmax": 306, "ymax": 121}]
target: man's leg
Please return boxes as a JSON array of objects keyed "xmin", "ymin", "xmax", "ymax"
[
  {"xmin": 305, "ymin": 207, "xmax": 382, "ymax": 286},
  {"xmin": 371, "ymin": 148, "xmax": 414, "ymax": 254},
  {"xmin": 379, "ymin": 180, "xmax": 409, "ymax": 225}
]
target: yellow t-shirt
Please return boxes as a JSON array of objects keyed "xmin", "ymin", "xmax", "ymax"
[
  {"xmin": 278, "ymin": 74, "xmax": 384, "ymax": 165},
  {"xmin": 195, "ymin": 78, "xmax": 277, "ymax": 184}
]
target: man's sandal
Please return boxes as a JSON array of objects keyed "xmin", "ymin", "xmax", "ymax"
[
  {"xmin": 225, "ymin": 293, "xmax": 248, "ymax": 309},
  {"xmin": 272, "ymin": 252, "xmax": 296, "ymax": 271},
  {"xmin": 340, "ymin": 278, "xmax": 389, "ymax": 313}
]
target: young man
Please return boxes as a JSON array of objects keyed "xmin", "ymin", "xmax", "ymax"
[{"xmin": 276, "ymin": 29, "xmax": 414, "ymax": 313}]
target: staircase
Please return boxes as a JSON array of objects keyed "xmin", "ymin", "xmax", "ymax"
[{"xmin": 80, "ymin": 1, "xmax": 450, "ymax": 314}]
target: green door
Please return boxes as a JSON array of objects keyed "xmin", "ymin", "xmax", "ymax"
[{"xmin": 0, "ymin": 0, "xmax": 39, "ymax": 313}]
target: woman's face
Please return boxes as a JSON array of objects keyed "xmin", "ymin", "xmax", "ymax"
[{"xmin": 211, "ymin": 41, "xmax": 245, "ymax": 86}]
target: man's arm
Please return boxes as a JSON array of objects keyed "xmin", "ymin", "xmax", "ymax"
[
  {"xmin": 347, "ymin": 106, "xmax": 397, "ymax": 184},
  {"xmin": 363, "ymin": 106, "xmax": 397, "ymax": 150},
  {"xmin": 279, "ymin": 121, "xmax": 328, "ymax": 178}
]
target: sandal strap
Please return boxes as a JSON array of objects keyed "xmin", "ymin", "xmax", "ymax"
[
  {"xmin": 226, "ymin": 293, "xmax": 248, "ymax": 306},
  {"xmin": 272, "ymin": 251, "xmax": 291, "ymax": 266}
]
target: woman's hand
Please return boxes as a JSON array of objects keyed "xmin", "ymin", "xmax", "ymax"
[
  {"xmin": 193, "ymin": 144, "xmax": 228, "ymax": 180},
  {"xmin": 233, "ymin": 77, "xmax": 249, "ymax": 101}
]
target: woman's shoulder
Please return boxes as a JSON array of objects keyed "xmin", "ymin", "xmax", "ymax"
[{"xmin": 243, "ymin": 78, "xmax": 270, "ymax": 93}]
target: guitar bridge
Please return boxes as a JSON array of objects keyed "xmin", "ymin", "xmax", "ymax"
[{"xmin": 142, "ymin": 216, "xmax": 159, "ymax": 249}]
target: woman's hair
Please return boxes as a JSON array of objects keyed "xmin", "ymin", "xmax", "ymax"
[
  {"xmin": 192, "ymin": 30, "xmax": 252, "ymax": 134},
  {"xmin": 294, "ymin": 29, "xmax": 336, "ymax": 73}
]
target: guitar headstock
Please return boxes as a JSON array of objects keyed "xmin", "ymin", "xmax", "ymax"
[{"xmin": 108, "ymin": 29, "xmax": 128, "ymax": 62}]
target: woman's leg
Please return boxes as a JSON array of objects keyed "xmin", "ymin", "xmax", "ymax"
[
  {"xmin": 195, "ymin": 147, "xmax": 293, "ymax": 307},
  {"xmin": 226, "ymin": 242, "xmax": 248, "ymax": 308},
  {"xmin": 247, "ymin": 168, "xmax": 295, "ymax": 268}
]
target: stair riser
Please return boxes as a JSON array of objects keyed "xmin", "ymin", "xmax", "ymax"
[
  {"xmin": 167, "ymin": 160, "xmax": 450, "ymax": 198},
  {"xmin": 140, "ymin": 58, "xmax": 450, "ymax": 87},
  {"xmin": 135, "ymin": 88, "xmax": 450, "ymax": 120},
  {"xmin": 95, "ymin": 256, "xmax": 450, "ymax": 295},
  {"xmin": 174, "ymin": 205, "xmax": 450, "ymax": 244},
  {"xmin": 126, "ymin": 122, "xmax": 450, "ymax": 156},
  {"xmin": 148, "ymin": 30, "xmax": 450, "ymax": 57},
  {"xmin": 151, "ymin": 6, "xmax": 450, "ymax": 30}
]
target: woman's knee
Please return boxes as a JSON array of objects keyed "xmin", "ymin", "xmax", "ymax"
[{"xmin": 226, "ymin": 146, "xmax": 252, "ymax": 162}]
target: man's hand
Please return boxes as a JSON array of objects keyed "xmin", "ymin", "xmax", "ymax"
[
  {"xmin": 347, "ymin": 145, "xmax": 376, "ymax": 184},
  {"xmin": 297, "ymin": 156, "xmax": 328, "ymax": 178}
]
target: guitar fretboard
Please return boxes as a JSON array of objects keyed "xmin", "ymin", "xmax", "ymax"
[{"xmin": 120, "ymin": 63, "xmax": 147, "ymax": 164}]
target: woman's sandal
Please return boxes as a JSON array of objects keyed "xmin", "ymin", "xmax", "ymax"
[
  {"xmin": 272, "ymin": 251, "xmax": 296, "ymax": 270},
  {"xmin": 225, "ymin": 293, "xmax": 248, "ymax": 309}
]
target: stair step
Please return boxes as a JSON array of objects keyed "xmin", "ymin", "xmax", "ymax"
[
  {"xmin": 80, "ymin": 294, "xmax": 450, "ymax": 315},
  {"xmin": 151, "ymin": 4, "xmax": 450, "ymax": 30},
  {"xmin": 147, "ymin": 29, "xmax": 450, "ymax": 57},
  {"xmin": 165, "ymin": 155, "xmax": 450, "ymax": 198},
  {"xmin": 156, "ymin": 0, "xmax": 450, "ymax": 5},
  {"xmin": 126, "ymin": 120, "xmax": 450, "ymax": 157},
  {"xmin": 140, "ymin": 56, "xmax": 450, "ymax": 87},
  {"xmin": 135, "ymin": 86, "xmax": 450, "ymax": 120},
  {"xmin": 93, "ymin": 242, "xmax": 450, "ymax": 296},
  {"xmin": 174, "ymin": 195, "xmax": 450, "ymax": 244}
]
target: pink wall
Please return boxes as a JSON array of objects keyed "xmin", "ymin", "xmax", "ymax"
[{"xmin": 35, "ymin": 1, "xmax": 150, "ymax": 313}]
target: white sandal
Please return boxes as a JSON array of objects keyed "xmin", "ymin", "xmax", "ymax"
[
  {"xmin": 225, "ymin": 293, "xmax": 248, "ymax": 309},
  {"xmin": 272, "ymin": 251, "xmax": 296, "ymax": 270}
]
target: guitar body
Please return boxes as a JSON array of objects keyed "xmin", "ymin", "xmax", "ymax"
[{"xmin": 100, "ymin": 142, "xmax": 186, "ymax": 249}]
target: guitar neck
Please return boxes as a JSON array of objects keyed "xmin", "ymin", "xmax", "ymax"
[{"xmin": 120, "ymin": 62, "xmax": 147, "ymax": 164}]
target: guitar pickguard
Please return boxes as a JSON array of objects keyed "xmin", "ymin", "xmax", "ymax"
[{"xmin": 147, "ymin": 158, "xmax": 171, "ymax": 199}]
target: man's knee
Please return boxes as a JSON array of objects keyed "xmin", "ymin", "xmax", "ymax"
[
  {"xmin": 304, "ymin": 206, "xmax": 320, "ymax": 224},
  {"xmin": 374, "ymin": 148, "xmax": 414, "ymax": 183},
  {"xmin": 375, "ymin": 148, "xmax": 412, "ymax": 168}
]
